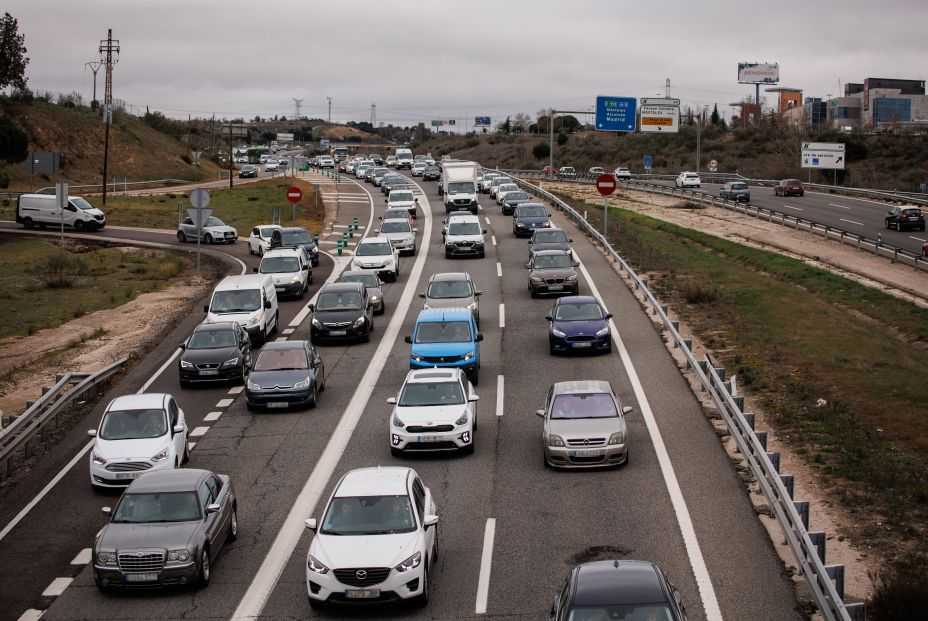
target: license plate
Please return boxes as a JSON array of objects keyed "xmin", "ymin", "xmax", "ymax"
[
  {"xmin": 570, "ymin": 449, "xmax": 604, "ymax": 458},
  {"xmin": 328, "ymin": 330, "xmax": 347, "ymax": 336},
  {"xmin": 344, "ymin": 589, "xmax": 380, "ymax": 599},
  {"xmin": 572, "ymin": 342, "xmax": 592, "ymax": 348},
  {"xmin": 124, "ymin": 572, "xmax": 158, "ymax": 582},
  {"xmin": 199, "ymin": 369, "xmax": 218, "ymax": 376},
  {"xmin": 114, "ymin": 472, "xmax": 141, "ymax": 480},
  {"xmin": 548, "ymin": 285, "xmax": 563, "ymax": 291},
  {"xmin": 275, "ymin": 286, "xmax": 286, "ymax": 292},
  {"xmin": 417, "ymin": 435, "xmax": 444, "ymax": 442},
  {"xmin": 267, "ymin": 402, "xmax": 288, "ymax": 408}
]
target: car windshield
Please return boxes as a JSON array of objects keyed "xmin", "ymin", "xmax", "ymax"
[
  {"xmin": 205, "ymin": 217, "xmax": 225, "ymax": 227},
  {"xmin": 252, "ymin": 347, "xmax": 308, "ymax": 371},
  {"xmin": 533, "ymin": 254, "xmax": 572, "ymax": 269},
  {"xmin": 260, "ymin": 257, "xmax": 301, "ymax": 273},
  {"xmin": 399, "ymin": 381, "xmax": 465, "ymax": 406},
  {"xmin": 506, "ymin": 192, "xmax": 529, "ymax": 202},
  {"xmin": 380, "ymin": 221, "xmax": 411, "ymax": 234},
  {"xmin": 72, "ymin": 197, "xmax": 96, "ymax": 211},
  {"xmin": 340, "ymin": 274, "xmax": 380, "ymax": 288},
  {"xmin": 356, "ymin": 242, "xmax": 393, "ymax": 256},
  {"xmin": 448, "ymin": 222, "xmax": 481, "ymax": 235},
  {"xmin": 210, "ymin": 289, "xmax": 261, "ymax": 313},
  {"xmin": 322, "ymin": 495, "xmax": 417, "ymax": 535},
  {"xmin": 390, "ymin": 192, "xmax": 414, "ymax": 202},
  {"xmin": 188, "ymin": 329, "xmax": 236, "ymax": 349},
  {"xmin": 258, "ymin": 226, "xmax": 278, "ymax": 238},
  {"xmin": 498, "ymin": 185, "xmax": 518, "ymax": 193},
  {"xmin": 415, "ymin": 321, "xmax": 472, "ymax": 343},
  {"xmin": 282, "ymin": 230, "xmax": 312, "ymax": 245},
  {"xmin": 316, "ymin": 291, "xmax": 364, "ymax": 311},
  {"xmin": 554, "ymin": 303, "xmax": 604, "ymax": 321},
  {"xmin": 551, "ymin": 393, "xmax": 618, "ymax": 419},
  {"xmin": 518, "ymin": 205, "xmax": 547, "ymax": 218},
  {"xmin": 492, "ymin": 178, "xmax": 510, "ymax": 186},
  {"xmin": 427, "ymin": 280, "xmax": 473, "ymax": 299},
  {"xmin": 534, "ymin": 230, "xmax": 568, "ymax": 243},
  {"xmin": 448, "ymin": 182, "xmax": 476, "ymax": 194},
  {"xmin": 99, "ymin": 408, "xmax": 167, "ymax": 440},
  {"xmin": 112, "ymin": 492, "xmax": 201, "ymax": 524}
]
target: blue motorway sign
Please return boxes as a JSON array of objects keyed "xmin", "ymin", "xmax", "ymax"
[
  {"xmin": 474, "ymin": 116, "xmax": 491, "ymax": 127},
  {"xmin": 595, "ymin": 96, "xmax": 637, "ymax": 132},
  {"xmin": 643, "ymin": 155, "xmax": 653, "ymax": 168},
  {"xmin": 920, "ymin": 183, "xmax": 927, "ymax": 192}
]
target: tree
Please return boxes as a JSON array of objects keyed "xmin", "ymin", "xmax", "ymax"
[
  {"xmin": 500, "ymin": 116, "xmax": 512, "ymax": 134},
  {"xmin": 532, "ymin": 142, "xmax": 550, "ymax": 159},
  {"xmin": 0, "ymin": 13, "xmax": 29, "ymax": 90},
  {"xmin": 512, "ymin": 112, "xmax": 531, "ymax": 133},
  {"xmin": 0, "ymin": 115, "xmax": 28, "ymax": 163},
  {"xmin": 557, "ymin": 132, "xmax": 568, "ymax": 146},
  {"xmin": 710, "ymin": 104, "xmax": 721, "ymax": 126}
]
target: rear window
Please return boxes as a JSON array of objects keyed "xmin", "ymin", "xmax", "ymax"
[{"xmin": 902, "ymin": 208, "xmax": 922, "ymax": 216}]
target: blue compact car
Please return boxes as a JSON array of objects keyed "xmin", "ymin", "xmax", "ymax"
[
  {"xmin": 545, "ymin": 296, "xmax": 612, "ymax": 355},
  {"xmin": 405, "ymin": 308, "xmax": 483, "ymax": 384}
]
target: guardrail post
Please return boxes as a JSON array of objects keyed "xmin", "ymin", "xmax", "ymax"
[
  {"xmin": 780, "ymin": 474, "xmax": 795, "ymax": 499},
  {"xmin": 713, "ymin": 367, "xmax": 726, "ymax": 382},
  {"xmin": 767, "ymin": 452, "xmax": 780, "ymax": 473},
  {"xmin": 743, "ymin": 412, "xmax": 755, "ymax": 429},
  {"xmin": 808, "ymin": 531, "xmax": 827, "ymax": 563},
  {"xmin": 794, "ymin": 500, "xmax": 810, "ymax": 530},
  {"xmin": 892, "ymin": 249, "xmax": 898, "ymax": 263},
  {"xmin": 733, "ymin": 395, "xmax": 745, "ymax": 411},
  {"xmin": 755, "ymin": 430, "xmax": 768, "ymax": 450},
  {"xmin": 825, "ymin": 564, "xmax": 845, "ymax": 599},
  {"xmin": 845, "ymin": 602, "xmax": 866, "ymax": 620}
]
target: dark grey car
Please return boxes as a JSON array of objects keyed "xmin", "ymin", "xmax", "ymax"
[
  {"xmin": 245, "ymin": 340, "xmax": 325, "ymax": 410},
  {"xmin": 178, "ymin": 321, "xmax": 251, "ymax": 386},
  {"xmin": 719, "ymin": 181, "xmax": 750, "ymax": 202},
  {"xmin": 528, "ymin": 228, "xmax": 573, "ymax": 257},
  {"xmin": 337, "ymin": 270, "xmax": 386, "ymax": 315},
  {"xmin": 527, "ymin": 249, "xmax": 579, "ymax": 297},
  {"xmin": 94, "ymin": 468, "xmax": 237, "ymax": 590},
  {"xmin": 501, "ymin": 191, "xmax": 531, "ymax": 216}
]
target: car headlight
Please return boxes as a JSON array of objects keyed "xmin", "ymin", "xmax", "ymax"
[
  {"xmin": 247, "ymin": 378, "xmax": 260, "ymax": 390},
  {"xmin": 543, "ymin": 221, "xmax": 551, "ymax": 227},
  {"xmin": 566, "ymin": 274, "xmax": 578, "ymax": 282},
  {"xmin": 411, "ymin": 353, "xmax": 423, "ymax": 362},
  {"xmin": 352, "ymin": 315, "xmax": 366, "ymax": 328},
  {"xmin": 516, "ymin": 222, "xmax": 526, "ymax": 228},
  {"xmin": 291, "ymin": 275, "xmax": 302, "ymax": 284},
  {"xmin": 167, "ymin": 548, "xmax": 191, "ymax": 562},
  {"xmin": 293, "ymin": 376, "xmax": 312, "ymax": 390},
  {"xmin": 179, "ymin": 360, "xmax": 194, "ymax": 369},
  {"xmin": 551, "ymin": 328, "xmax": 566, "ymax": 338},
  {"xmin": 392, "ymin": 413, "xmax": 404, "ymax": 428},
  {"xmin": 220, "ymin": 357, "xmax": 239, "ymax": 368},
  {"xmin": 384, "ymin": 258, "xmax": 394, "ymax": 265},
  {"xmin": 91, "ymin": 451, "xmax": 107, "ymax": 465},
  {"xmin": 466, "ymin": 302, "xmax": 478, "ymax": 311},
  {"xmin": 370, "ymin": 295, "xmax": 380, "ymax": 303},
  {"xmin": 151, "ymin": 447, "xmax": 170, "ymax": 463},
  {"xmin": 395, "ymin": 551, "xmax": 422, "ymax": 573},
  {"xmin": 608, "ymin": 431, "xmax": 626, "ymax": 445},
  {"xmin": 595, "ymin": 326, "xmax": 610, "ymax": 337},
  {"xmin": 462, "ymin": 350, "xmax": 475, "ymax": 361},
  {"xmin": 531, "ymin": 276, "xmax": 544, "ymax": 283},
  {"xmin": 97, "ymin": 551, "xmax": 116, "ymax": 565},
  {"xmin": 455, "ymin": 411, "xmax": 469, "ymax": 426},
  {"xmin": 547, "ymin": 434, "xmax": 565, "ymax": 447},
  {"xmin": 307, "ymin": 554, "xmax": 329, "ymax": 574},
  {"xmin": 247, "ymin": 312, "xmax": 263, "ymax": 326},
  {"xmin": 312, "ymin": 317, "xmax": 322, "ymax": 329}
]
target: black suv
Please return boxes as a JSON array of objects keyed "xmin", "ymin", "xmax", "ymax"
[
  {"xmin": 307, "ymin": 282, "xmax": 374, "ymax": 344},
  {"xmin": 270, "ymin": 227, "xmax": 320, "ymax": 266},
  {"xmin": 885, "ymin": 206, "xmax": 925, "ymax": 232}
]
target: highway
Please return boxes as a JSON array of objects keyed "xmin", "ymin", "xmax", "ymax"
[{"xmin": 0, "ymin": 171, "xmax": 801, "ymax": 620}]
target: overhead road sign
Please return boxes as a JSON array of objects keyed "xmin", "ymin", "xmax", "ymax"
[
  {"xmin": 276, "ymin": 133, "xmax": 294, "ymax": 142},
  {"xmin": 639, "ymin": 97, "xmax": 680, "ymax": 133},
  {"xmin": 801, "ymin": 142, "xmax": 845, "ymax": 170},
  {"xmin": 595, "ymin": 96, "xmax": 637, "ymax": 133},
  {"xmin": 595, "ymin": 174, "xmax": 617, "ymax": 196}
]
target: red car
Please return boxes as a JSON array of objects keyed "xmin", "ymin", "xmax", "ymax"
[
  {"xmin": 541, "ymin": 165, "xmax": 558, "ymax": 176},
  {"xmin": 774, "ymin": 179, "xmax": 804, "ymax": 196}
]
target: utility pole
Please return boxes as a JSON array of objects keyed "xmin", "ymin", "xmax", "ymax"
[
  {"xmin": 326, "ymin": 97, "xmax": 332, "ymax": 123},
  {"xmin": 228, "ymin": 121, "xmax": 234, "ymax": 189},
  {"xmin": 99, "ymin": 29, "xmax": 120, "ymax": 206},
  {"xmin": 85, "ymin": 60, "xmax": 103, "ymax": 105},
  {"xmin": 292, "ymin": 98, "xmax": 304, "ymax": 119},
  {"xmin": 665, "ymin": 78, "xmax": 671, "ymax": 98},
  {"xmin": 371, "ymin": 102, "xmax": 376, "ymax": 126}
]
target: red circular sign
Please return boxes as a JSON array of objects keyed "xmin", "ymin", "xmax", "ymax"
[
  {"xmin": 595, "ymin": 173, "xmax": 617, "ymax": 196},
  {"xmin": 286, "ymin": 186, "xmax": 303, "ymax": 203}
]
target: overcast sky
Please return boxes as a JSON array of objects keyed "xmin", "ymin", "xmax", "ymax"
[{"xmin": 7, "ymin": 0, "xmax": 927, "ymax": 128}]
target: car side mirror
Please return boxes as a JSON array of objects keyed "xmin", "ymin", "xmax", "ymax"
[
  {"xmin": 572, "ymin": 261, "xmax": 580, "ymax": 268},
  {"xmin": 525, "ymin": 264, "xmax": 531, "ymax": 269},
  {"xmin": 605, "ymin": 313, "xmax": 613, "ymax": 319},
  {"xmin": 535, "ymin": 409, "xmax": 545, "ymax": 418},
  {"xmin": 468, "ymin": 395, "xmax": 480, "ymax": 402},
  {"xmin": 418, "ymin": 293, "xmax": 426, "ymax": 298},
  {"xmin": 252, "ymin": 267, "xmax": 259, "ymax": 273},
  {"xmin": 179, "ymin": 343, "xmax": 186, "ymax": 350},
  {"xmin": 102, "ymin": 506, "xmax": 112, "ymax": 516},
  {"xmin": 482, "ymin": 229, "xmax": 487, "ymax": 234},
  {"xmin": 303, "ymin": 265, "xmax": 309, "ymax": 271},
  {"xmin": 173, "ymin": 424, "xmax": 185, "ymax": 435},
  {"xmin": 474, "ymin": 291, "xmax": 482, "ymax": 296},
  {"xmin": 87, "ymin": 429, "xmax": 97, "ymax": 437},
  {"xmin": 307, "ymin": 303, "xmax": 314, "ymax": 311},
  {"xmin": 569, "ymin": 238, "xmax": 574, "ymax": 242},
  {"xmin": 544, "ymin": 314, "xmax": 552, "ymax": 321},
  {"xmin": 423, "ymin": 515, "xmax": 439, "ymax": 527},
  {"xmin": 264, "ymin": 299, "xmax": 272, "ymax": 309},
  {"xmin": 384, "ymin": 198, "xmax": 388, "ymax": 203},
  {"xmin": 622, "ymin": 406, "xmax": 633, "ymax": 415},
  {"xmin": 387, "ymin": 397, "xmax": 397, "ymax": 404},
  {"xmin": 305, "ymin": 518, "xmax": 317, "ymax": 531},
  {"xmin": 413, "ymin": 228, "xmax": 418, "ymax": 233},
  {"xmin": 527, "ymin": 240, "xmax": 532, "ymax": 244},
  {"xmin": 415, "ymin": 198, "xmax": 419, "ymax": 203},
  {"xmin": 404, "ymin": 336, "xmax": 412, "ymax": 344}
]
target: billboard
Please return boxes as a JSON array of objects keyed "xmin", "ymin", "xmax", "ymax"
[
  {"xmin": 738, "ymin": 62, "xmax": 779, "ymax": 85},
  {"xmin": 276, "ymin": 132, "xmax": 294, "ymax": 142},
  {"xmin": 474, "ymin": 116, "xmax": 491, "ymax": 127},
  {"xmin": 431, "ymin": 119, "xmax": 457, "ymax": 127}
]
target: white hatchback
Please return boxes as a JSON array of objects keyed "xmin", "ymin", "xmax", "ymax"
[
  {"xmin": 88, "ymin": 393, "xmax": 188, "ymax": 490},
  {"xmin": 305, "ymin": 467, "xmax": 438, "ymax": 608},
  {"xmin": 389, "ymin": 367, "xmax": 479, "ymax": 455},
  {"xmin": 351, "ymin": 236, "xmax": 400, "ymax": 282},
  {"xmin": 248, "ymin": 224, "xmax": 282, "ymax": 256},
  {"xmin": 675, "ymin": 171, "xmax": 701, "ymax": 188}
]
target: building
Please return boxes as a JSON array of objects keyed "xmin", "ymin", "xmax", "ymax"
[{"xmin": 827, "ymin": 77, "xmax": 928, "ymax": 130}]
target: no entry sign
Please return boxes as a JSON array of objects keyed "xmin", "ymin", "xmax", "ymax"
[
  {"xmin": 286, "ymin": 186, "xmax": 303, "ymax": 203},
  {"xmin": 595, "ymin": 174, "xmax": 617, "ymax": 196}
]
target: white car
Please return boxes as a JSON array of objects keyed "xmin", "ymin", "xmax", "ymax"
[
  {"xmin": 355, "ymin": 164, "xmax": 372, "ymax": 179},
  {"xmin": 88, "ymin": 393, "xmax": 188, "ymax": 490},
  {"xmin": 613, "ymin": 167, "xmax": 631, "ymax": 180},
  {"xmin": 248, "ymin": 224, "xmax": 282, "ymax": 256},
  {"xmin": 385, "ymin": 155, "xmax": 398, "ymax": 167},
  {"xmin": 495, "ymin": 183, "xmax": 520, "ymax": 205},
  {"xmin": 351, "ymin": 236, "xmax": 400, "ymax": 282},
  {"xmin": 479, "ymin": 173, "xmax": 501, "ymax": 193},
  {"xmin": 675, "ymin": 171, "xmax": 701, "ymax": 188},
  {"xmin": 589, "ymin": 166, "xmax": 604, "ymax": 175},
  {"xmin": 304, "ymin": 467, "xmax": 438, "ymax": 608},
  {"xmin": 265, "ymin": 159, "xmax": 279, "ymax": 172},
  {"xmin": 411, "ymin": 162, "xmax": 427, "ymax": 176},
  {"xmin": 318, "ymin": 156, "xmax": 335, "ymax": 168},
  {"xmin": 444, "ymin": 214, "xmax": 486, "ymax": 258},
  {"xmin": 177, "ymin": 215, "xmax": 237, "ymax": 244},
  {"xmin": 387, "ymin": 189, "xmax": 418, "ymax": 218},
  {"xmin": 489, "ymin": 177, "xmax": 512, "ymax": 198},
  {"xmin": 377, "ymin": 219, "xmax": 417, "ymax": 256},
  {"xmin": 257, "ymin": 247, "xmax": 312, "ymax": 298},
  {"xmin": 389, "ymin": 367, "xmax": 479, "ymax": 455}
]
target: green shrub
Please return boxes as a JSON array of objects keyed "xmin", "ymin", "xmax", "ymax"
[
  {"xmin": 532, "ymin": 143, "xmax": 551, "ymax": 159},
  {"xmin": 557, "ymin": 133, "xmax": 568, "ymax": 146},
  {"xmin": 34, "ymin": 254, "xmax": 90, "ymax": 288}
]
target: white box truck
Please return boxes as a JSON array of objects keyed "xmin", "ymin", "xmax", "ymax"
[
  {"xmin": 395, "ymin": 148, "xmax": 414, "ymax": 169},
  {"xmin": 441, "ymin": 161, "xmax": 479, "ymax": 214},
  {"xmin": 16, "ymin": 193, "xmax": 106, "ymax": 231}
]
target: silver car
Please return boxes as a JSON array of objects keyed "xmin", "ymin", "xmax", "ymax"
[
  {"xmin": 419, "ymin": 272, "xmax": 481, "ymax": 325},
  {"xmin": 177, "ymin": 216, "xmax": 237, "ymax": 244},
  {"xmin": 376, "ymin": 219, "xmax": 417, "ymax": 256},
  {"xmin": 536, "ymin": 380, "xmax": 632, "ymax": 468}
]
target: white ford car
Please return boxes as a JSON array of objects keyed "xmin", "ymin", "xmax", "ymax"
[
  {"xmin": 389, "ymin": 367, "xmax": 479, "ymax": 455},
  {"xmin": 87, "ymin": 393, "xmax": 188, "ymax": 490},
  {"xmin": 305, "ymin": 467, "xmax": 438, "ymax": 608}
]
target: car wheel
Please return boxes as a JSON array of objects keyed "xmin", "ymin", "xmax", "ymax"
[
  {"xmin": 177, "ymin": 231, "xmax": 186, "ymax": 242},
  {"xmin": 376, "ymin": 303, "xmax": 385, "ymax": 316},
  {"xmin": 271, "ymin": 312, "xmax": 279, "ymax": 335},
  {"xmin": 22, "ymin": 217, "xmax": 34, "ymax": 229},
  {"xmin": 248, "ymin": 244, "xmax": 254, "ymax": 255},
  {"xmin": 416, "ymin": 561, "xmax": 430, "ymax": 607},
  {"xmin": 74, "ymin": 220, "xmax": 85, "ymax": 232},
  {"xmin": 204, "ymin": 234, "xmax": 214, "ymax": 245},
  {"xmin": 238, "ymin": 365, "xmax": 247, "ymax": 386},
  {"xmin": 197, "ymin": 547, "xmax": 211, "ymax": 588},
  {"xmin": 308, "ymin": 382, "xmax": 318, "ymax": 409},
  {"xmin": 180, "ymin": 379, "xmax": 191, "ymax": 388},
  {"xmin": 228, "ymin": 505, "xmax": 238, "ymax": 541},
  {"xmin": 258, "ymin": 245, "xmax": 264, "ymax": 257},
  {"xmin": 445, "ymin": 251, "xmax": 451, "ymax": 259}
]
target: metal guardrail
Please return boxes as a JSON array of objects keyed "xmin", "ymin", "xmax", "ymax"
[
  {"xmin": 503, "ymin": 173, "xmax": 866, "ymax": 621},
  {"xmin": 0, "ymin": 357, "xmax": 128, "ymax": 477}
]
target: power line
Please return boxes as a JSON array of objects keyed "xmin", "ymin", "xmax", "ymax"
[{"xmin": 292, "ymin": 98, "xmax": 304, "ymax": 119}]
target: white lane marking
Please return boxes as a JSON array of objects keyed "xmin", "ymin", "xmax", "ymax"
[
  {"xmin": 828, "ymin": 202, "xmax": 852, "ymax": 210},
  {"xmin": 496, "ymin": 376, "xmax": 504, "ymax": 417},
  {"xmin": 231, "ymin": 176, "xmax": 434, "ymax": 621},
  {"xmin": 499, "ymin": 303, "xmax": 505, "ymax": 329},
  {"xmin": 840, "ymin": 218, "xmax": 864, "ymax": 226},
  {"xmin": 228, "ymin": 386, "xmax": 244, "ymax": 395},
  {"xmin": 42, "ymin": 577, "xmax": 72, "ymax": 597},
  {"xmin": 783, "ymin": 204, "xmax": 803, "ymax": 211},
  {"xmin": 475, "ymin": 518, "xmax": 497, "ymax": 614},
  {"xmin": 496, "ymin": 262, "xmax": 502, "ymax": 278},
  {"xmin": 576, "ymin": 257, "xmax": 723, "ymax": 620},
  {"xmin": 216, "ymin": 398, "xmax": 234, "ymax": 408},
  {"xmin": 16, "ymin": 610, "xmax": 44, "ymax": 621},
  {"xmin": 477, "ymin": 204, "xmax": 484, "ymax": 211},
  {"xmin": 910, "ymin": 236, "xmax": 927, "ymax": 243},
  {"xmin": 188, "ymin": 441, "xmax": 197, "ymax": 451},
  {"xmin": 485, "ymin": 216, "xmax": 491, "ymax": 225},
  {"xmin": 491, "ymin": 235, "xmax": 497, "ymax": 246},
  {"xmin": 70, "ymin": 548, "xmax": 92, "ymax": 565},
  {"xmin": 204, "ymin": 411, "xmax": 223, "ymax": 422},
  {"xmin": 282, "ymin": 328, "xmax": 295, "ymax": 335},
  {"xmin": 274, "ymin": 336, "xmax": 288, "ymax": 342},
  {"xmin": 189, "ymin": 426, "xmax": 210, "ymax": 438}
]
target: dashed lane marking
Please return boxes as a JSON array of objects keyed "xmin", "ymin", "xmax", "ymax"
[
  {"xmin": 228, "ymin": 386, "xmax": 244, "ymax": 394},
  {"xmin": 16, "ymin": 610, "xmax": 43, "ymax": 621},
  {"xmin": 70, "ymin": 548, "xmax": 92, "ymax": 565},
  {"xmin": 839, "ymin": 218, "xmax": 863, "ymax": 226},
  {"xmin": 204, "ymin": 411, "xmax": 223, "ymax": 422},
  {"xmin": 491, "ymin": 235, "xmax": 497, "ymax": 246},
  {"xmin": 282, "ymin": 328, "xmax": 295, "ymax": 335},
  {"xmin": 496, "ymin": 262, "xmax": 502, "ymax": 278},
  {"xmin": 828, "ymin": 203, "xmax": 852, "ymax": 210},
  {"xmin": 475, "ymin": 518, "xmax": 497, "ymax": 614},
  {"xmin": 216, "ymin": 398, "xmax": 234, "ymax": 408},
  {"xmin": 42, "ymin": 577, "xmax": 72, "ymax": 597},
  {"xmin": 499, "ymin": 303, "xmax": 505, "ymax": 329},
  {"xmin": 189, "ymin": 426, "xmax": 210, "ymax": 438},
  {"xmin": 783, "ymin": 204, "xmax": 803, "ymax": 211},
  {"xmin": 496, "ymin": 376, "xmax": 504, "ymax": 417}
]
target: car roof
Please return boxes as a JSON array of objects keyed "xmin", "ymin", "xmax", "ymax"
[
  {"xmin": 533, "ymin": 249, "xmax": 570, "ymax": 257},
  {"xmin": 573, "ymin": 560, "xmax": 667, "ymax": 606},
  {"xmin": 555, "ymin": 295, "xmax": 599, "ymax": 306},
  {"xmin": 429, "ymin": 272, "xmax": 472, "ymax": 283},
  {"xmin": 405, "ymin": 368, "xmax": 461, "ymax": 383},
  {"xmin": 516, "ymin": 202, "xmax": 546, "ymax": 209},
  {"xmin": 358, "ymin": 236, "xmax": 392, "ymax": 245},
  {"xmin": 447, "ymin": 215, "xmax": 480, "ymax": 223},
  {"xmin": 532, "ymin": 227, "xmax": 566, "ymax": 235},
  {"xmin": 108, "ymin": 392, "xmax": 168, "ymax": 410},
  {"xmin": 259, "ymin": 339, "xmax": 308, "ymax": 351},
  {"xmin": 193, "ymin": 321, "xmax": 237, "ymax": 333},
  {"xmin": 128, "ymin": 468, "xmax": 209, "ymax": 494},
  {"xmin": 214, "ymin": 274, "xmax": 271, "ymax": 291},
  {"xmin": 277, "ymin": 226, "xmax": 309, "ymax": 234},
  {"xmin": 335, "ymin": 467, "xmax": 411, "ymax": 497},
  {"xmin": 416, "ymin": 308, "xmax": 474, "ymax": 322},
  {"xmin": 320, "ymin": 282, "xmax": 365, "ymax": 294},
  {"xmin": 262, "ymin": 247, "xmax": 304, "ymax": 258},
  {"xmin": 552, "ymin": 380, "xmax": 613, "ymax": 395}
]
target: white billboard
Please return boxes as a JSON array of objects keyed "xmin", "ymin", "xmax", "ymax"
[
  {"xmin": 738, "ymin": 62, "xmax": 779, "ymax": 85},
  {"xmin": 276, "ymin": 132, "xmax": 294, "ymax": 142}
]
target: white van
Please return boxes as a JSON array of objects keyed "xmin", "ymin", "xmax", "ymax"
[
  {"xmin": 255, "ymin": 247, "xmax": 311, "ymax": 299},
  {"xmin": 395, "ymin": 148, "xmax": 414, "ymax": 169},
  {"xmin": 16, "ymin": 193, "xmax": 106, "ymax": 231},
  {"xmin": 204, "ymin": 274, "xmax": 279, "ymax": 344}
]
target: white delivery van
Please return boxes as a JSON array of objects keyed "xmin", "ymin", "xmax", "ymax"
[
  {"xmin": 395, "ymin": 148, "xmax": 414, "ymax": 169},
  {"xmin": 16, "ymin": 193, "xmax": 106, "ymax": 231},
  {"xmin": 204, "ymin": 274, "xmax": 279, "ymax": 344}
]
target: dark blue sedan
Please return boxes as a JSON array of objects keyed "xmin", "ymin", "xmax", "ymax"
[
  {"xmin": 512, "ymin": 203, "xmax": 551, "ymax": 237},
  {"xmin": 545, "ymin": 296, "xmax": 612, "ymax": 355}
]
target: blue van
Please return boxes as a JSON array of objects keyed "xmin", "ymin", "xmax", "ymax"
[{"xmin": 405, "ymin": 308, "xmax": 483, "ymax": 384}]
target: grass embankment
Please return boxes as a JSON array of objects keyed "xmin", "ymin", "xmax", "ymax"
[
  {"xmin": 561, "ymin": 192, "xmax": 928, "ymax": 544},
  {"xmin": 0, "ymin": 237, "xmax": 188, "ymax": 339}
]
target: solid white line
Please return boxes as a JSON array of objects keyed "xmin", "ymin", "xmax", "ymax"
[
  {"xmin": 189, "ymin": 426, "xmax": 210, "ymax": 438},
  {"xmin": 910, "ymin": 236, "xmax": 927, "ymax": 243},
  {"xmin": 216, "ymin": 398, "xmax": 234, "ymax": 408},
  {"xmin": 16, "ymin": 610, "xmax": 44, "ymax": 621},
  {"xmin": 491, "ymin": 235, "xmax": 497, "ymax": 246},
  {"xmin": 274, "ymin": 336, "xmax": 287, "ymax": 342},
  {"xmin": 828, "ymin": 203, "xmax": 852, "ymax": 210},
  {"xmin": 839, "ymin": 218, "xmax": 863, "ymax": 226},
  {"xmin": 783, "ymin": 204, "xmax": 803, "ymax": 211},
  {"xmin": 70, "ymin": 548, "xmax": 92, "ymax": 565},
  {"xmin": 231, "ymin": 177, "xmax": 434, "ymax": 621},
  {"xmin": 228, "ymin": 386, "xmax": 244, "ymax": 395},
  {"xmin": 496, "ymin": 262, "xmax": 502, "ymax": 278},
  {"xmin": 496, "ymin": 376, "xmax": 504, "ymax": 417},
  {"xmin": 474, "ymin": 518, "xmax": 497, "ymax": 614},
  {"xmin": 485, "ymin": 216, "xmax": 491, "ymax": 225},
  {"xmin": 499, "ymin": 303, "xmax": 505, "ymax": 329},
  {"xmin": 204, "ymin": 411, "xmax": 223, "ymax": 422},
  {"xmin": 42, "ymin": 577, "xmax": 72, "ymax": 597},
  {"xmin": 576, "ymin": 257, "xmax": 723, "ymax": 621}
]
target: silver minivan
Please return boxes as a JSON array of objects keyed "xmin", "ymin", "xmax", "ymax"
[{"xmin": 204, "ymin": 274, "xmax": 279, "ymax": 344}]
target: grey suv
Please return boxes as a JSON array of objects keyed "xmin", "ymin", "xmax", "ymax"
[
  {"xmin": 419, "ymin": 272, "xmax": 482, "ymax": 325},
  {"xmin": 719, "ymin": 181, "xmax": 750, "ymax": 202}
]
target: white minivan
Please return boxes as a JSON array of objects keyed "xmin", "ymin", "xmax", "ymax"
[
  {"xmin": 204, "ymin": 274, "xmax": 279, "ymax": 344},
  {"xmin": 16, "ymin": 193, "xmax": 106, "ymax": 231}
]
